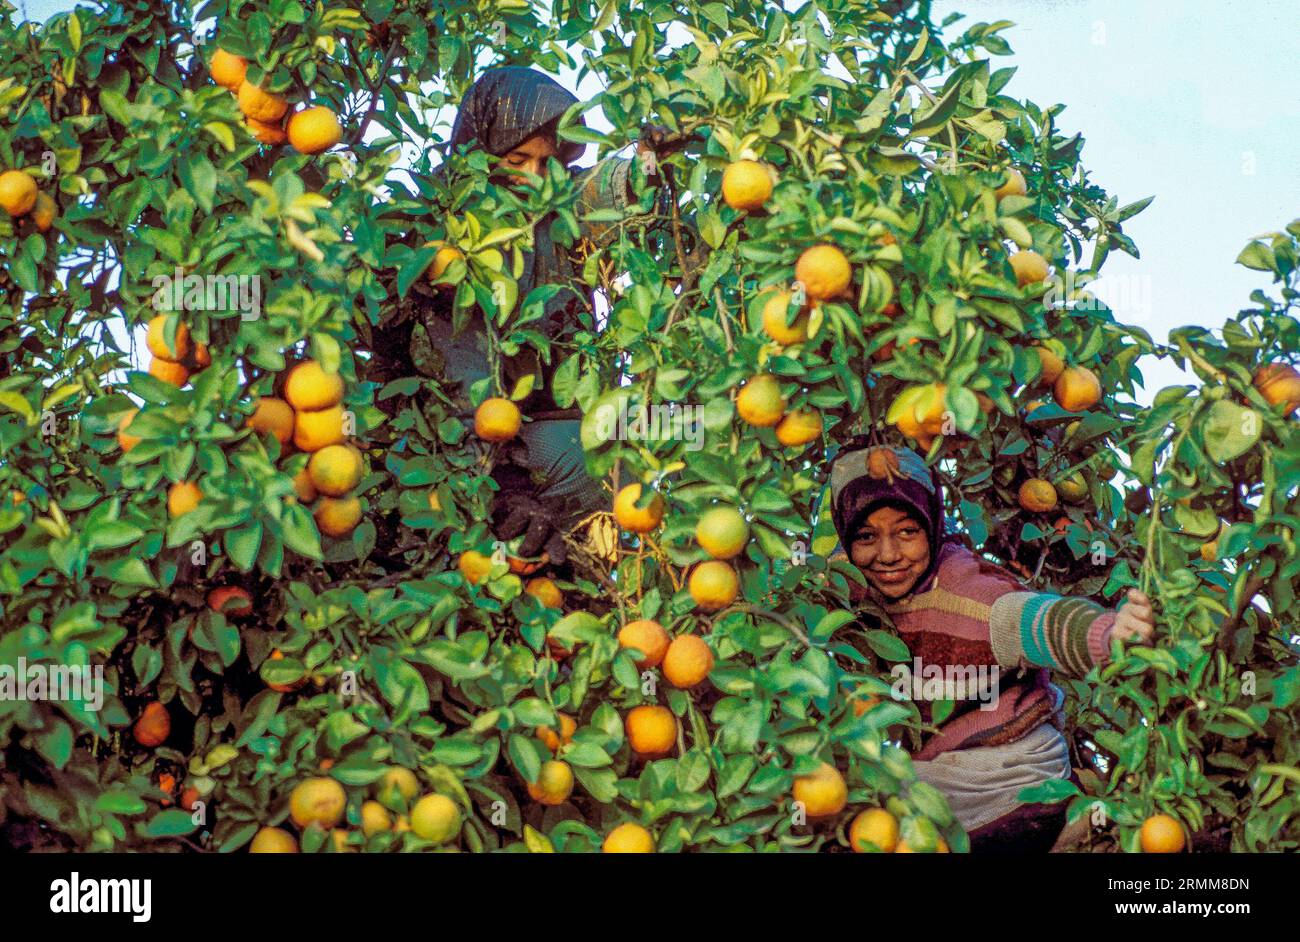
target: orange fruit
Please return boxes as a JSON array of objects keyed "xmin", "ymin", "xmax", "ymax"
[
  {"xmin": 146, "ymin": 315, "xmax": 192, "ymax": 361},
  {"xmin": 0, "ymin": 169, "xmax": 37, "ymax": 216},
  {"xmin": 696, "ymin": 505, "xmax": 749, "ymax": 560},
  {"xmin": 314, "ymin": 495, "xmax": 362, "ymax": 537},
  {"xmin": 249, "ymin": 826, "xmax": 298, "ymax": 853},
  {"xmin": 794, "ymin": 244, "xmax": 852, "ymax": 301},
  {"xmin": 603, "ymin": 821, "xmax": 656, "ymax": 853},
  {"xmin": 1139, "ymin": 814, "xmax": 1185, "ymax": 853},
  {"xmin": 791, "ymin": 762, "xmax": 847, "ymax": 818},
  {"xmin": 625, "ymin": 705, "xmax": 676, "ymax": 759},
  {"xmin": 474, "ymin": 397, "xmax": 521, "ymax": 442},
  {"xmin": 284, "ymin": 360, "xmax": 345, "ymax": 411},
  {"xmin": 662, "ymin": 635, "xmax": 714, "ymax": 689},
  {"xmin": 292, "ymin": 467, "xmax": 318, "ymax": 502},
  {"xmin": 1057, "ymin": 472, "xmax": 1089, "ymax": 503},
  {"xmin": 851, "ymin": 693, "xmax": 882, "ymax": 716},
  {"xmin": 994, "ymin": 167, "xmax": 1027, "ymax": 200},
  {"xmin": 617, "ymin": 619, "xmax": 671, "ymax": 669},
  {"xmin": 361, "ymin": 799, "xmax": 393, "ymax": 837},
  {"xmin": 761, "ymin": 290, "xmax": 809, "ymax": 345},
  {"xmin": 897, "ymin": 835, "xmax": 949, "ymax": 853},
  {"xmin": 721, "ymin": 159, "xmax": 774, "ymax": 212},
  {"xmin": 149, "ymin": 357, "xmax": 190, "ymax": 387},
  {"xmin": 209, "ymin": 48, "xmax": 248, "ymax": 89},
  {"xmin": 775, "ymin": 407, "xmax": 823, "ymax": 447},
  {"xmin": 31, "ymin": 191, "xmax": 56, "ymax": 232},
  {"xmin": 410, "ymin": 793, "xmax": 461, "ymax": 843},
  {"xmin": 132, "ymin": 701, "xmax": 171, "ymax": 747},
  {"xmin": 377, "ymin": 767, "xmax": 420, "ymax": 803},
  {"xmin": 167, "ymin": 481, "xmax": 202, "ymax": 517},
  {"xmin": 1252, "ymin": 362, "xmax": 1300, "ymax": 416},
  {"xmin": 179, "ymin": 786, "xmax": 200, "ymax": 811},
  {"xmin": 247, "ymin": 396, "xmax": 295, "ymax": 445},
  {"xmin": 1018, "ymin": 478, "xmax": 1058, "ymax": 513},
  {"xmin": 307, "ymin": 443, "xmax": 363, "ymax": 497},
  {"xmin": 207, "ymin": 586, "xmax": 253, "ymax": 617},
  {"xmin": 1054, "ymin": 365, "xmax": 1102, "ymax": 412},
  {"xmin": 236, "ymin": 80, "xmax": 289, "ymax": 123},
  {"xmin": 525, "ymin": 576, "xmax": 563, "ymax": 609},
  {"xmin": 1035, "ymin": 345, "xmax": 1064, "ymax": 386},
  {"xmin": 458, "ymin": 550, "xmax": 493, "ymax": 585},
  {"xmin": 117, "ymin": 408, "xmax": 142, "ymax": 452},
  {"xmin": 613, "ymin": 483, "xmax": 664, "ymax": 533},
  {"xmin": 289, "ymin": 776, "xmax": 346, "ymax": 830},
  {"xmin": 293, "ymin": 404, "xmax": 346, "ymax": 452},
  {"xmin": 189, "ymin": 342, "xmax": 211, "ymax": 370},
  {"xmin": 1009, "ymin": 249, "xmax": 1048, "ymax": 287},
  {"xmin": 287, "ymin": 106, "xmax": 343, "ymax": 154},
  {"xmin": 849, "ymin": 808, "xmax": 900, "ymax": 852},
  {"xmin": 537, "ymin": 713, "xmax": 577, "ymax": 753},
  {"xmin": 526, "ymin": 759, "xmax": 574, "ymax": 806},
  {"xmin": 689, "ymin": 560, "xmax": 739, "ymax": 611},
  {"xmin": 508, "ymin": 552, "xmax": 548, "ymax": 574},
  {"xmin": 158, "ymin": 772, "xmax": 176, "ymax": 804},
  {"xmin": 245, "ymin": 116, "xmax": 287, "ymax": 145},
  {"xmin": 735, "ymin": 374, "xmax": 785, "ymax": 427},
  {"xmin": 423, "ymin": 241, "xmax": 464, "ymax": 283}
]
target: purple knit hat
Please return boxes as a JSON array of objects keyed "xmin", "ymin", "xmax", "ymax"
[{"xmin": 828, "ymin": 440, "xmax": 946, "ymax": 586}]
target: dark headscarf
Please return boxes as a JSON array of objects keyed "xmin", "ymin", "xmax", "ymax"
[
  {"xmin": 447, "ymin": 67, "xmax": 585, "ymax": 165},
  {"xmin": 828, "ymin": 440, "xmax": 947, "ymax": 592}
]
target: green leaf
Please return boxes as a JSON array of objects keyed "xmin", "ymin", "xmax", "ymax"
[
  {"xmin": 1202, "ymin": 401, "xmax": 1259, "ymax": 463},
  {"xmin": 142, "ymin": 809, "xmax": 198, "ymax": 838}
]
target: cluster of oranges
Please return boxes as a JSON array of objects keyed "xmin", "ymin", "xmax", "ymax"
[
  {"xmin": 143, "ymin": 314, "xmax": 211, "ymax": 389},
  {"xmin": 0, "ymin": 167, "xmax": 57, "ymax": 232},
  {"xmin": 209, "ymin": 47, "xmax": 342, "ymax": 155}
]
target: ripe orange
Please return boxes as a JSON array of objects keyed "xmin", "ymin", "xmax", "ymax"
[
  {"xmin": 775, "ymin": 407, "xmax": 823, "ymax": 447},
  {"xmin": 525, "ymin": 576, "xmax": 563, "ymax": 609},
  {"xmin": 247, "ymin": 396, "xmax": 295, "ymax": 445},
  {"xmin": 287, "ymin": 106, "xmax": 343, "ymax": 154},
  {"xmin": 1035, "ymin": 345, "xmax": 1064, "ymax": 386},
  {"xmin": 149, "ymin": 357, "xmax": 190, "ymax": 387},
  {"xmin": 526, "ymin": 759, "xmax": 574, "ymax": 806},
  {"xmin": 721, "ymin": 159, "xmax": 774, "ymax": 212},
  {"xmin": 307, "ymin": 443, "xmax": 363, "ymax": 497},
  {"xmin": 361, "ymin": 800, "xmax": 392, "ymax": 837},
  {"xmin": 689, "ymin": 560, "xmax": 739, "ymax": 611},
  {"xmin": 284, "ymin": 360, "xmax": 344, "ymax": 411},
  {"xmin": 696, "ymin": 505, "xmax": 749, "ymax": 560},
  {"xmin": 994, "ymin": 167, "xmax": 1027, "ymax": 200},
  {"xmin": 207, "ymin": 586, "xmax": 253, "ymax": 617},
  {"xmin": 735, "ymin": 374, "xmax": 785, "ymax": 427},
  {"xmin": 1252, "ymin": 362, "xmax": 1300, "ymax": 416},
  {"xmin": 662, "ymin": 635, "xmax": 714, "ymax": 689},
  {"xmin": 249, "ymin": 826, "xmax": 298, "ymax": 853},
  {"xmin": 292, "ymin": 467, "xmax": 318, "ymax": 503},
  {"xmin": 508, "ymin": 552, "xmax": 547, "ymax": 574},
  {"xmin": 1018, "ymin": 478, "xmax": 1058, "ymax": 513},
  {"xmin": 236, "ymin": 80, "xmax": 289, "ymax": 123},
  {"xmin": 849, "ymin": 808, "xmax": 900, "ymax": 852},
  {"xmin": 618, "ymin": 619, "xmax": 671, "ymax": 669},
  {"xmin": 293, "ymin": 404, "xmax": 346, "ymax": 452},
  {"xmin": 537, "ymin": 713, "xmax": 577, "ymax": 753},
  {"xmin": 1139, "ymin": 814, "xmax": 1185, "ymax": 853},
  {"xmin": 0, "ymin": 169, "xmax": 37, "ymax": 216},
  {"xmin": 189, "ymin": 342, "xmax": 211, "ymax": 370},
  {"xmin": 1009, "ymin": 249, "xmax": 1049, "ymax": 287},
  {"xmin": 314, "ymin": 495, "xmax": 362, "ymax": 537},
  {"xmin": 1057, "ymin": 472, "xmax": 1089, "ymax": 503},
  {"xmin": 133, "ymin": 701, "xmax": 171, "ymax": 747},
  {"xmin": 795, "ymin": 244, "xmax": 852, "ymax": 301},
  {"xmin": 474, "ymin": 397, "xmax": 521, "ymax": 442},
  {"xmin": 423, "ymin": 241, "xmax": 464, "ymax": 283},
  {"xmin": 146, "ymin": 315, "xmax": 192, "ymax": 361},
  {"xmin": 458, "ymin": 550, "xmax": 493, "ymax": 585},
  {"xmin": 289, "ymin": 776, "xmax": 346, "ymax": 830},
  {"xmin": 377, "ymin": 767, "xmax": 420, "ymax": 803},
  {"xmin": 209, "ymin": 48, "xmax": 247, "ymax": 89},
  {"xmin": 31, "ymin": 191, "xmax": 56, "ymax": 232},
  {"xmin": 117, "ymin": 408, "xmax": 141, "ymax": 452},
  {"xmin": 761, "ymin": 290, "xmax": 809, "ymax": 345},
  {"xmin": 625, "ymin": 705, "xmax": 676, "ymax": 759},
  {"xmin": 603, "ymin": 821, "xmax": 656, "ymax": 853},
  {"xmin": 791, "ymin": 762, "xmax": 847, "ymax": 818},
  {"xmin": 179, "ymin": 786, "xmax": 200, "ymax": 811},
  {"xmin": 245, "ymin": 116, "xmax": 287, "ymax": 145},
  {"xmin": 167, "ymin": 481, "xmax": 202, "ymax": 517},
  {"xmin": 410, "ymin": 793, "xmax": 461, "ymax": 842},
  {"xmin": 1054, "ymin": 365, "xmax": 1102, "ymax": 412},
  {"xmin": 613, "ymin": 482, "xmax": 664, "ymax": 533}
]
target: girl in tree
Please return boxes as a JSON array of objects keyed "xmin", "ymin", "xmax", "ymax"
[
  {"xmin": 827, "ymin": 441, "xmax": 1155, "ymax": 852},
  {"xmin": 420, "ymin": 66, "xmax": 683, "ymax": 562}
]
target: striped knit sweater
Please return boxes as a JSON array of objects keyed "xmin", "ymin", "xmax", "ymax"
[{"xmin": 839, "ymin": 540, "xmax": 1118, "ymax": 760}]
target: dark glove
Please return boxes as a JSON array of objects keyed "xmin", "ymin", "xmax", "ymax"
[
  {"xmin": 490, "ymin": 473, "xmax": 568, "ymax": 566},
  {"xmin": 637, "ymin": 124, "xmax": 699, "ymax": 156}
]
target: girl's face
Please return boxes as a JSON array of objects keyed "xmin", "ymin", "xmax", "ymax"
[
  {"xmin": 849, "ymin": 505, "xmax": 931, "ymax": 599},
  {"xmin": 498, "ymin": 133, "xmax": 558, "ymax": 182}
]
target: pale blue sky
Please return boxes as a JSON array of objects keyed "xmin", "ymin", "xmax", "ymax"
[{"xmin": 17, "ymin": 0, "xmax": 1300, "ymax": 400}]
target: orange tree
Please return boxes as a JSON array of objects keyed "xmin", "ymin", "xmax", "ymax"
[{"xmin": 0, "ymin": 0, "xmax": 1295, "ymax": 852}]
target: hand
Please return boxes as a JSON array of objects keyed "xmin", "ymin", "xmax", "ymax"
[
  {"xmin": 490, "ymin": 489, "xmax": 568, "ymax": 566},
  {"xmin": 1112, "ymin": 588, "xmax": 1155, "ymax": 645},
  {"xmin": 637, "ymin": 124, "xmax": 698, "ymax": 155}
]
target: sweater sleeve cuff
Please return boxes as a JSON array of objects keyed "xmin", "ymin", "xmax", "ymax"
[{"xmin": 1087, "ymin": 611, "xmax": 1117, "ymax": 666}]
